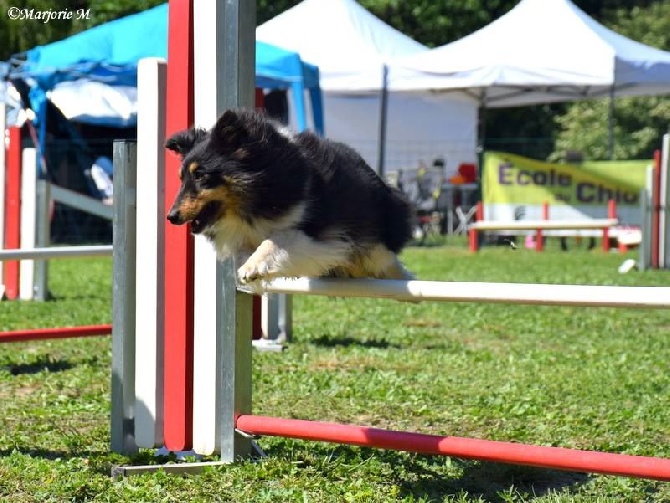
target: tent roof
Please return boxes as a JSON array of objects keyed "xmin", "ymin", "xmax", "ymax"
[
  {"xmin": 16, "ymin": 3, "xmax": 320, "ymax": 92},
  {"xmin": 10, "ymin": 3, "xmax": 323, "ymax": 132},
  {"xmin": 390, "ymin": 0, "xmax": 670, "ymax": 106},
  {"xmin": 257, "ymin": 0, "xmax": 427, "ymax": 91}
]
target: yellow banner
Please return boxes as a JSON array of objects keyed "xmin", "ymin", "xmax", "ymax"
[{"xmin": 483, "ymin": 152, "xmax": 651, "ymax": 206}]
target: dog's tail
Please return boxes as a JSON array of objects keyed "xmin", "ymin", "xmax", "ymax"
[{"xmin": 382, "ymin": 187, "xmax": 414, "ymax": 253}]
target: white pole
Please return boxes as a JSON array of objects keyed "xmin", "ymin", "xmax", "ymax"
[
  {"xmin": 660, "ymin": 133, "xmax": 669, "ymax": 269},
  {"xmin": 191, "ymin": 0, "xmax": 226, "ymax": 456},
  {"xmin": 0, "ymin": 245, "xmax": 112, "ymax": 260},
  {"xmin": 639, "ymin": 167, "xmax": 654, "ymax": 271},
  {"xmin": 33, "ymin": 179, "xmax": 51, "ymax": 300},
  {"xmin": 134, "ymin": 58, "xmax": 167, "ymax": 449},
  {"xmin": 469, "ymin": 219, "xmax": 618, "ymax": 231},
  {"xmin": 191, "ymin": 0, "xmax": 256, "ymax": 459},
  {"xmin": 260, "ymin": 278, "xmax": 670, "ymax": 309},
  {"xmin": 110, "ymin": 141, "xmax": 139, "ymax": 455},
  {"xmin": 19, "ymin": 148, "xmax": 37, "ymax": 300}
]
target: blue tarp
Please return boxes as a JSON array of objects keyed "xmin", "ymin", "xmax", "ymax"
[{"xmin": 14, "ymin": 3, "xmax": 324, "ymax": 133}]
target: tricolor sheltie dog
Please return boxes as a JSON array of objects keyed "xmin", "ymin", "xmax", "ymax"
[{"xmin": 165, "ymin": 109, "xmax": 413, "ymax": 286}]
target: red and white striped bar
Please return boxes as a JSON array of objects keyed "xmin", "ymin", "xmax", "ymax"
[
  {"xmin": 236, "ymin": 415, "xmax": 670, "ymax": 482},
  {"xmin": 260, "ymin": 278, "xmax": 670, "ymax": 309}
]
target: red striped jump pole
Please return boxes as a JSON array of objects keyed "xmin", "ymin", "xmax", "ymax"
[
  {"xmin": 3, "ymin": 127, "xmax": 22, "ymax": 299},
  {"xmin": 0, "ymin": 324, "xmax": 112, "ymax": 343},
  {"xmin": 163, "ymin": 0, "xmax": 195, "ymax": 451},
  {"xmin": 237, "ymin": 415, "xmax": 670, "ymax": 482}
]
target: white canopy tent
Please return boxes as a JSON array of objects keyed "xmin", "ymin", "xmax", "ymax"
[
  {"xmin": 257, "ymin": 0, "xmax": 478, "ymax": 178},
  {"xmin": 386, "ymin": 0, "xmax": 670, "ymax": 228},
  {"xmin": 389, "ymin": 0, "xmax": 670, "ymax": 107}
]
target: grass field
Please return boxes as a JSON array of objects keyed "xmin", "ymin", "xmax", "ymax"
[{"xmin": 0, "ymin": 238, "xmax": 669, "ymax": 502}]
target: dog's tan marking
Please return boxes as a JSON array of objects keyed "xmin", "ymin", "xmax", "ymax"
[
  {"xmin": 188, "ymin": 162, "xmax": 199, "ymax": 174},
  {"xmin": 329, "ymin": 245, "xmax": 413, "ymax": 280},
  {"xmin": 173, "ymin": 196, "xmax": 205, "ymax": 221},
  {"xmin": 207, "ymin": 185, "xmax": 243, "ymax": 217},
  {"xmin": 174, "ymin": 184, "xmax": 244, "ymax": 223}
]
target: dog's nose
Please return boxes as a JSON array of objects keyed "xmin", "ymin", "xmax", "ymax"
[{"xmin": 166, "ymin": 209, "xmax": 183, "ymax": 224}]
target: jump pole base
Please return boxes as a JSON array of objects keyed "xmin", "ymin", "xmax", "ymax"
[{"xmin": 110, "ymin": 438, "xmax": 265, "ymax": 478}]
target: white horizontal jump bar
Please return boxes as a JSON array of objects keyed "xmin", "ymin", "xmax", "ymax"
[
  {"xmin": 0, "ymin": 245, "xmax": 113, "ymax": 261},
  {"xmin": 469, "ymin": 219, "xmax": 618, "ymax": 231},
  {"xmin": 259, "ymin": 278, "xmax": 670, "ymax": 309}
]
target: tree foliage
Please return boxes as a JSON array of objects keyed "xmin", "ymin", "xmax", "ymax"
[{"xmin": 550, "ymin": 1, "xmax": 670, "ymax": 160}]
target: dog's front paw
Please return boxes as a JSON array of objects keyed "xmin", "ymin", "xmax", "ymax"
[{"xmin": 237, "ymin": 260, "xmax": 269, "ymax": 285}]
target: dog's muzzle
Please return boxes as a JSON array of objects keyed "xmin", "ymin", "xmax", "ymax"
[{"xmin": 166, "ymin": 208, "xmax": 184, "ymax": 225}]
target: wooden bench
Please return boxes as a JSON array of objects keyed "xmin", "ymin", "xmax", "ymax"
[{"xmin": 468, "ymin": 218, "xmax": 619, "ymax": 252}]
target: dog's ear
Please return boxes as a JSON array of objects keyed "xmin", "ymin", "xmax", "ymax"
[
  {"xmin": 165, "ymin": 128, "xmax": 207, "ymax": 158},
  {"xmin": 210, "ymin": 109, "xmax": 250, "ymax": 151}
]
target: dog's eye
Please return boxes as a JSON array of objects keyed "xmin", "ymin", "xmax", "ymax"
[{"xmin": 193, "ymin": 169, "xmax": 205, "ymax": 182}]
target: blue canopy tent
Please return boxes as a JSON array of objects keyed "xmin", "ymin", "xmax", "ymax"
[{"xmin": 9, "ymin": 2, "xmax": 324, "ymax": 166}]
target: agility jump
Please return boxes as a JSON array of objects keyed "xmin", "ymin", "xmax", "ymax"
[
  {"xmin": 111, "ymin": 129, "xmax": 670, "ymax": 479},
  {"xmin": 108, "ymin": 0, "xmax": 670, "ymax": 481}
]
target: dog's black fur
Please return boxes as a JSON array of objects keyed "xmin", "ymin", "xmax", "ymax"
[{"xmin": 166, "ymin": 108, "xmax": 413, "ymax": 284}]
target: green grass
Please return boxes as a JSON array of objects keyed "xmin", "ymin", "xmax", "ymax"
[{"xmin": 0, "ymin": 240, "xmax": 669, "ymax": 502}]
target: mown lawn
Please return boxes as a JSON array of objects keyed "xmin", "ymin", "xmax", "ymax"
[{"xmin": 0, "ymin": 238, "xmax": 668, "ymax": 502}]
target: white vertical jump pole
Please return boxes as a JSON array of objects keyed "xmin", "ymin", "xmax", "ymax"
[
  {"xmin": 190, "ymin": 0, "xmax": 223, "ymax": 455},
  {"xmin": 134, "ymin": 58, "xmax": 167, "ymax": 448},
  {"xmin": 191, "ymin": 0, "xmax": 255, "ymax": 457},
  {"xmin": 660, "ymin": 133, "xmax": 669, "ymax": 269},
  {"xmin": 639, "ymin": 165, "xmax": 654, "ymax": 271},
  {"xmin": 0, "ymin": 102, "xmax": 6, "ymax": 293},
  {"xmin": 110, "ymin": 140, "xmax": 139, "ymax": 455},
  {"xmin": 19, "ymin": 148, "xmax": 37, "ymax": 300}
]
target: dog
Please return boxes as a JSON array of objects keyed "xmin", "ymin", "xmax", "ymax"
[{"xmin": 165, "ymin": 108, "xmax": 414, "ymax": 286}]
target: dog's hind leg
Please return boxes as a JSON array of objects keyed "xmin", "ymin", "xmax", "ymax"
[
  {"xmin": 381, "ymin": 256, "xmax": 415, "ymax": 280},
  {"xmin": 236, "ymin": 230, "xmax": 352, "ymax": 284},
  {"xmin": 357, "ymin": 245, "xmax": 415, "ymax": 280}
]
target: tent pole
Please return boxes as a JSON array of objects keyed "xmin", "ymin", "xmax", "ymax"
[
  {"xmin": 608, "ymin": 87, "xmax": 614, "ymax": 160},
  {"xmin": 477, "ymin": 97, "xmax": 487, "ymax": 174},
  {"xmin": 475, "ymin": 96, "xmax": 487, "ymax": 243},
  {"xmin": 376, "ymin": 64, "xmax": 389, "ymax": 178}
]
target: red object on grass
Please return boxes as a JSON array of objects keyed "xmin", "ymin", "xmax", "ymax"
[
  {"xmin": 237, "ymin": 415, "xmax": 670, "ymax": 482},
  {"xmin": 0, "ymin": 324, "xmax": 111, "ymax": 343}
]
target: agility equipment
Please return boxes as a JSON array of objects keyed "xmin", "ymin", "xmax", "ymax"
[
  {"xmin": 469, "ymin": 200, "xmax": 619, "ymax": 252},
  {"xmin": 109, "ymin": 0, "xmax": 670, "ymax": 482}
]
